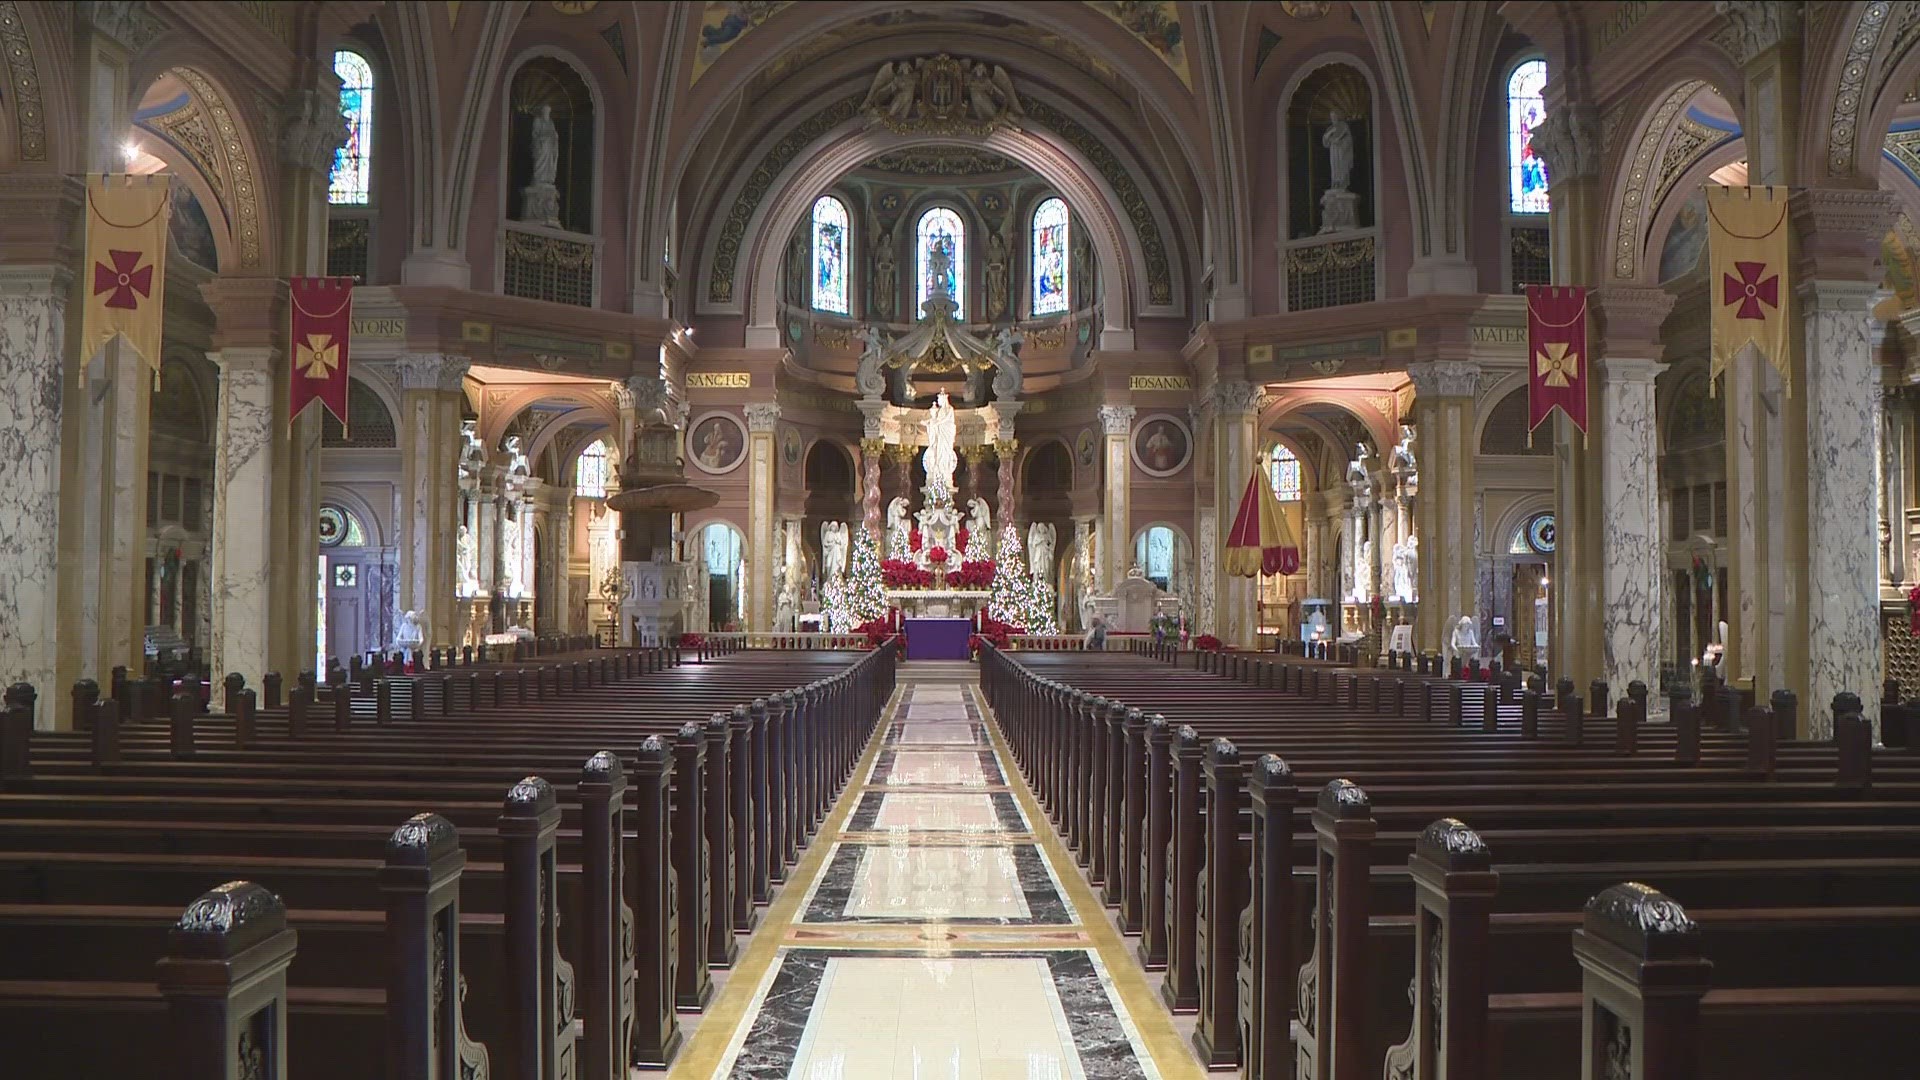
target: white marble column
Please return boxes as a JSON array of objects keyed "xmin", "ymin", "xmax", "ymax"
[
  {"xmin": 1098, "ymin": 405, "xmax": 1134, "ymax": 593},
  {"xmin": 1880, "ymin": 388, "xmax": 1911, "ymax": 587},
  {"xmin": 1408, "ymin": 362, "xmax": 1480, "ymax": 651},
  {"xmin": 396, "ymin": 354, "xmax": 470, "ymax": 650},
  {"xmin": 1598, "ymin": 356, "xmax": 1666, "ymax": 695},
  {"xmin": 745, "ymin": 402, "xmax": 780, "ymax": 632},
  {"xmin": 208, "ymin": 348, "xmax": 278, "ymax": 687},
  {"xmin": 1802, "ymin": 279, "xmax": 1884, "ymax": 737},
  {"xmin": 0, "ymin": 267, "xmax": 67, "ymax": 726}
]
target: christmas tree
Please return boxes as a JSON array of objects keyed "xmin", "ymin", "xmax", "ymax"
[
  {"xmin": 842, "ymin": 525, "xmax": 890, "ymax": 626},
  {"xmin": 988, "ymin": 523, "xmax": 1060, "ymax": 635}
]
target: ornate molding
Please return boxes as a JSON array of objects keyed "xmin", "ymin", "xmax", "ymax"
[
  {"xmin": 394, "ymin": 353, "xmax": 471, "ymax": 392},
  {"xmin": 1210, "ymin": 379, "xmax": 1263, "ymax": 417},
  {"xmin": 79, "ymin": 0, "xmax": 162, "ymax": 52},
  {"xmin": 279, "ymin": 87, "xmax": 348, "ymax": 173},
  {"xmin": 744, "ymin": 401, "xmax": 781, "ymax": 432},
  {"xmin": 1791, "ymin": 187, "xmax": 1899, "ymax": 282},
  {"xmin": 0, "ymin": 3, "xmax": 48, "ymax": 162},
  {"xmin": 174, "ymin": 68, "xmax": 264, "ymax": 269},
  {"xmin": 1714, "ymin": 1, "xmax": 1802, "ymax": 65},
  {"xmin": 1533, "ymin": 105, "xmax": 1599, "ymax": 183},
  {"xmin": 1406, "ymin": 361, "xmax": 1481, "ymax": 400},
  {"xmin": 860, "ymin": 54, "xmax": 1024, "ymax": 136},
  {"xmin": 1613, "ymin": 82, "xmax": 1702, "ymax": 280},
  {"xmin": 1826, "ymin": 3, "xmax": 1890, "ymax": 178},
  {"xmin": 1097, "ymin": 404, "xmax": 1135, "ymax": 435}
]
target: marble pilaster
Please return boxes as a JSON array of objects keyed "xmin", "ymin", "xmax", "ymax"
[
  {"xmin": 745, "ymin": 402, "xmax": 780, "ymax": 632},
  {"xmin": 1597, "ymin": 356, "xmax": 1667, "ymax": 696},
  {"xmin": 1097, "ymin": 405, "xmax": 1134, "ymax": 594},
  {"xmin": 0, "ymin": 267, "xmax": 67, "ymax": 727},
  {"xmin": 1407, "ymin": 362, "xmax": 1480, "ymax": 651},
  {"xmin": 207, "ymin": 348, "xmax": 278, "ymax": 688},
  {"xmin": 395, "ymin": 354, "xmax": 470, "ymax": 650},
  {"xmin": 1879, "ymin": 385, "xmax": 1913, "ymax": 587},
  {"xmin": 1210, "ymin": 382, "xmax": 1261, "ymax": 646}
]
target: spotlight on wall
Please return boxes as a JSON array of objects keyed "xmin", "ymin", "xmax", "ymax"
[{"xmin": 120, "ymin": 140, "xmax": 141, "ymax": 166}]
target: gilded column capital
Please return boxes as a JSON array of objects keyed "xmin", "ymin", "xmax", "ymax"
[
  {"xmin": 1209, "ymin": 379, "xmax": 1263, "ymax": 417},
  {"xmin": 394, "ymin": 353, "xmax": 471, "ymax": 392},
  {"xmin": 994, "ymin": 437, "xmax": 1019, "ymax": 458},
  {"xmin": 860, "ymin": 437, "xmax": 886, "ymax": 457},
  {"xmin": 1406, "ymin": 361, "xmax": 1481, "ymax": 401},
  {"xmin": 744, "ymin": 401, "xmax": 781, "ymax": 433},
  {"xmin": 1097, "ymin": 404, "xmax": 1136, "ymax": 435}
]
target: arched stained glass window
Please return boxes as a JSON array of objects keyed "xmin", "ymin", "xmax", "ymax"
[
  {"xmin": 810, "ymin": 194, "xmax": 850, "ymax": 314},
  {"xmin": 1508, "ymin": 59, "xmax": 1549, "ymax": 214},
  {"xmin": 1031, "ymin": 197, "xmax": 1070, "ymax": 315},
  {"xmin": 575, "ymin": 439, "xmax": 612, "ymax": 498},
  {"xmin": 1270, "ymin": 445, "xmax": 1302, "ymax": 502},
  {"xmin": 915, "ymin": 206, "xmax": 966, "ymax": 318},
  {"xmin": 330, "ymin": 50, "xmax": 374, "ymax": 206}
]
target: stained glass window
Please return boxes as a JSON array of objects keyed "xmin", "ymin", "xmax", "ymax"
[
  {"xmin": 810, "ymin": 194, "xmax": 850, "ymax": 314},
  {"xmin": 1270, "ymin": 445, "xmax": 1302, "ymax": 502},
  {"xmin": 575, "ymin": 439, "xmax": 612, "ymax": 498},
  {"xmin": 1508, "ymin": 59, "xmax": 1549, "ymax": 214},
  {"xmin": 330, "ymin": 51, "xmax": 374, "ymax": 206},
  {"xmin": 1031, "ymin": 197, "xmax": 1070, "ymax": 315},
  {"xmin": 915, "ymin": 206, "xmax": 966, "ymax": 318}
]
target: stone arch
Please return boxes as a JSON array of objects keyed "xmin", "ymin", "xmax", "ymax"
[
  {"xmin": 719, "ymin": 118, "xmax": 1164, "ymax": 344},
  {"xmin": 0, "ymin": 1, "xmax": 54, "ymax": 167},
  {"xmin": 1642, "ymin": 137, "xmax": 1748, "ymax": 285},
  {"xmin": 482, "ymin": 385, "xmax": 620, "ymax": 452},
  {"xmin": 1601, "ymin": 76, "xmax": 1746, "ymax": 285},
  {"xmin": 1812, "ymin": 1, "xmax": 1905, "ymax": 183},
  {"xmin": 1259, "ymin": 393, "xmax": 1396, "ymax": 453},
  {"xmin": 125, "ymin": 60, "xmax": 274, "ymax": 270},
  {"xmin": 1475, "ymin": 384, "xmax": 1551, "ymax": 457},
  {"xmin": 320, "ymin": 484, "xmax": 389, "ymax": 549},
  {"xmin": 1264, "ymin": 433, "xmax": 1320, "ymax": 493},
  {"xmin": 1489, "ymin": 491, "xmax": 1555, "ymax": 558}
]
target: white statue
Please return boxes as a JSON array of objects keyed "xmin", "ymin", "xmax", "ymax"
[
  {"xmin": 1307, "ymin": 608, "xmax": 1331, "ymax": 641},
  {"xmin": 885, "ymin": 497, "xmax": 911, "ymax": 560},
  {"xmin": 922, "ymin": 391, "xmax": 959, "ymax": 498},
  {"xmin": 964, "ymin": 497, "xmax": 992, "ymax": 548},
  {"xmin": 456, "ymin": 524, "xmax": 479, "ymax": 596},
  {"xmin": 821, "ymin": 521, "xmax": 850, "ymax": 581},
  {"xmin": 500, "ymin": 511, "xmax": 526, "ymax": 598},
  {"xmin": 1028, "ymin": 522, "xmax": 1057, "ymax": 581},
  {"xmin": 856, "ymin": 324, "xmax": 888, "ymax": 399},
  {"xmin": 1392, "ymin": 424, "xmax": 1416, "ymax": 472},
  {"xmin": 1391, "ymin": 534, "xmax": 1418, "ymax": 603},
  {"xmin": 1346, "ymin": 444, "xmax": 1370, "ymax": 490},
  {"xmin": 1323, "ymin": 110, "xmax": 1354, "ymax": 193},
  {"xmin": 522, "ymin": 105, "xmax": 562, "ymax": 227},
  {"xmin": 1448, "ymin": 615, "xmax": 1481, "ymax": 662},
  {"xmin": 394, "ymin": 609, "xmax": 425, "ymax": 664},
  {"xmin": 775, "ymin": 580, "xmax": 797, "ymax": 633},
  {"xmin": 1355, "ymin": 538, "xmax": 1374, "ymax": 602}
]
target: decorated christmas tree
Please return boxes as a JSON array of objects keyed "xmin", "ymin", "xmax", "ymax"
[
  {"xmin": 988, "ymin": 523, "xmax": 1060, "ymax": 635},
  {"xmin": 842, "ymin": 525, "xmax": 890, "ymax": 626}
]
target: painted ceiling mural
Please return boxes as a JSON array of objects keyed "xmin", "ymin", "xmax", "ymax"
[
  {"xmin": 693, "ymin": 1, "xmax": 792, "ymax": 83},
  {"xmin": 1086, "ymin": 1, "xmax": 1190, "ymax": 88}
]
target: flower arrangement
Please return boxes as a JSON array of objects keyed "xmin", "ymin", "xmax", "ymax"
[
  {"xmin": 909, "ymin": 528, "xmax": 923, "ymax": 554},
  {"xmin": 947, "ymin": 559, "xmax": 996, "ymax": 589},
  {"xmin": 1195, "ymin": 633, "xmax": 1224, "ymax": 652},
  {"xmin": 679, "ymin": 632, "xmax": 705, "ymax": 649},
  {"xmin": 956, "ymin": 526, "xmax": 971, "ymax": 553},
  {"xmin": 881, "ymin": 559, "xmax": 935, "ymax": 588},
  {"xmin": 970, "ymin": 613, "xmax": 1017, "ymax": 655},
  {"xmin": 854, "ymin": 617, "xmax": 893, "ymax": 649},
  {"xmin": 927, "ymin": 546, "xmax": 949, "ymax": 565}
]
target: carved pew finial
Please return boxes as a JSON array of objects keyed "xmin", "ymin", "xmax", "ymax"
[
  {"xmin": 157, "ymin": 880, "xmax": 298, "ymax": 1080},
  {"xmin": 1573, "ymin": 883, "xmax": 1711, "ymax": 1080}
]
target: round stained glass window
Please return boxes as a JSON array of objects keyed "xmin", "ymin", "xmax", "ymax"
[
  {"xmin": 319, "ymin": 505, "xmax": 346, "ymax": 547},
  {"xmin": 1526, "ymin": 512, "xmax": 1556, "ymax": 555}
]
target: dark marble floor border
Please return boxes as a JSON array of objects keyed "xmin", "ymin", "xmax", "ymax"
[
  {"xmin": 868, "ymin": 747, "xmax": 1005, "ymax": 785},
  {"xmin": 845, "ymin": 790, "xmax": 1028, "ymax": 832},
  {"xmin": 883, "ymin": 719, "xmax": 987, "ymax": 745},
  {"xmin": 799, "ymin": 842, "xmax": 1073, "ymax": 925},
  {"xmin": 723, "ymin": 948, "xmax": 1157, "ymax": 1079}
]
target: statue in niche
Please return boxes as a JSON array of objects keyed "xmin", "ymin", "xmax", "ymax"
[
  {"xmin": 786, "ymin": 230, "xmax": 807, "ymax": 305},
  {"xmin": 1028, "ymin": 522, "xmax": 1056, "ymax": 581},
  {"xmin": 856, "ymin": 324, "xmax": 888, "ymax": 399},
  {"xmin": 871, "ymin": 227, "xmax": 897, "ymax": 318},
  {"xmin": 820, "ymin": 520, "xmax": 850, "ymax": 581},
  {"xmin": 1319, "ymin": 109, "xmax": 1360, "ymax": 234},
  {"xmin": 922, "ymin": 390, "xmax": 959, "ymax": 497},
  {"xmin": 1354, "ymin": 537, "xmax": 1373, "ymax": 602},
  {"xmin": 520, "ymin": 104, "xmax": 562, "ymax": 228},
  {"xmin": 457, "ymin": 524, "xmax": 480, "ymax": 597},
  {"xmin": 1391, "ymin": 533, "xmax": 1418, "ymax": 603},
  {"xmin": 985, "ymin": 230, "xmax": 1009, "ymax": 320},
  {"xmin": 885, "ymin": 497, "xmax": 911, "ymax": 559}
]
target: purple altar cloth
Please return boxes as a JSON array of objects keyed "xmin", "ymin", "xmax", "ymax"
[{"xmin": 904, "ymin": 618, "xmax": 974, "ymax": 660}]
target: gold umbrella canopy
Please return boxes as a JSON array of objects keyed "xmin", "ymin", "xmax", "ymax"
[
  {"xmin": 1223, "ymin": 466, "xmax": 1300, "ymax": 578},
  {"xmin": 605, "ymin": 483, "xmax": 720, "ymax": 514}
]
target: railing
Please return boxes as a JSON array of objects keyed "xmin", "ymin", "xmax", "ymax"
[
  {"xmin": 1284, "ymin": 229, "xmax": 1377, "ymax": 312},
  {"xmin": 502, "ymin": 222, "xmax": 599, "ymax": 307},
  {"xmin": 1006, "ymin": 635, "xmax": 1088, "ymax": 651},
  {"xmin": 702, "ymin": 632, "xmax": 871, "ymax": 650}
]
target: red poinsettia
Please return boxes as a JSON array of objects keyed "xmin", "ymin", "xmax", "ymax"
[
  {"xmin": 679, "ymin": 632, "xmax": 705, "ymax": 649},
  {"xmin": 881, "ymin": 559, "xmax": 935, "ymax": 588},
  {"xmin": 909, "ymin": 528, "xmax": 923, "ymax": 554},
  {"xmin": 1195, "ymin": 634, "xmax": 1224, "ymax": 652},
  {"xmin": 927, "ymin": 547, "xmax": 949, "ymax": 565},
  {"xmin": 956, "ymin": 526, "xmax": 971, "ymax": 553}
]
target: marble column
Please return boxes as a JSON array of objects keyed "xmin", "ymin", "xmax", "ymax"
[
  {"xmin": 1408, "ymin": 362, "xmax": 1480, "ymax": 651},
  {"xmin": 0, "ymin": 266, "xmax": 68, "ymax": 727},
  {"xmin": 1211, "ymin": 382, "xmax": 1261, "ymax": 646},
  {"xmin": 207, "ymin": 348, "xmax": 278, "ymax": 688},
  {"xmin": 395, "ymin": 354, "xmax": 470, "ymax": 650},
  {"xmin": 1879, "ymin": 385, "xmax": 1914, "ymax": 588},
  {"xmin": 1098, "ymin": 405, "xmax": 1134, "ymax": 593},
  {"xmin": 745, "ymin": 402, "xmax": 780, "ymax": 632},
  {"xmin": 1597, "ymin": 357, "xmax": 1667, "ymax": 695},
  {"xmin": 859, "ymin": 438, "xmax": 884, "ymax": 535}
]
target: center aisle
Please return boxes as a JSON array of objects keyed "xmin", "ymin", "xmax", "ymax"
[{"xmin": 670, "ymin": 661, "xmax": 1203, "ymax": 1079}]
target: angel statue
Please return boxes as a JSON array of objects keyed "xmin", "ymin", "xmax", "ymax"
[
  {"xmin": 968, "ymin": 63, "xmax": 1024, "ymax": 123},
  {"xmin": 820, "ymin": 520, "xmax": 850, "ymax": 581},
  {"xmin": 1448, "ymin": 615, "xmax": 1480, "ymax": 663},
  {"xmin": 964, "ymin": 497, "xmax": 992, "ymax": 551},
  {"xmin": 861, "ymin": 60, "xmax": 917, "ymax": 121},
  {"xmin": 856, "ymin": 324, "xmax": 889, "ymax": 399},
  {"xmin": 988, "ymin": 325, "xmax": 1024, "ymax": 400},
  {"xmin": 885, "ymin": 497, "xmax": 911, "ymax": 560},
  {"xmin": 1028, "ymin": 522, "xmax": 1057, "ymax": 581}
]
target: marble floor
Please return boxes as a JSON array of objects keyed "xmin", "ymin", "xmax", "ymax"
[{"xmin": 667, "ymin": 671, "xmax": 1203, "ymax": 1079}]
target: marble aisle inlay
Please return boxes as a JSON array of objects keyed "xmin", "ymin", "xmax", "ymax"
[{"xmin": 671, "ymin": 672, "xmax": 1202, "ymax": 1079}]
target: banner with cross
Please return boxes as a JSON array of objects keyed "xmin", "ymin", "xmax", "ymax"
[
  {"xmin": 1706, "ymin": 185, "xmax": 1792, "ymax": 396},
  {"xmin": 81, "ymin": 174, "xmax": 172, "ymax": 380}
]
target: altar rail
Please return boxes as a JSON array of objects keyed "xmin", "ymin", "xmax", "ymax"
[
  {"xmin": 1006, "ymin": 635, "xmax": 1089, "ymax": 651},
  {"xmin": 703, "ymin": 632, "xmax": 872, "ymax": 650}
]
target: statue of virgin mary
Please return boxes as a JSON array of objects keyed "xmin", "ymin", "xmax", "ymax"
[{"xmin": 923, "ymin": 390, "xmax": 959, "ymax": 498}]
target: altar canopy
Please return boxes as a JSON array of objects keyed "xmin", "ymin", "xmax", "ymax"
[{"xmin": 1225, "ymin": 466, "xmax": 1299, "ymax": 577}]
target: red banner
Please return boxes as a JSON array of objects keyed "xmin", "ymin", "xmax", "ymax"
[
  {"xmin": 289, "ymin": 277, "xmax": 353, "ymax": 431},
  {"xmin": 1526, "ymin": 285, "xmax": 1589, "ymax": 436}
]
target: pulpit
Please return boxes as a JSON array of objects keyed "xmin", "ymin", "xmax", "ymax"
[{"xmin": 1085, "ymin": 567, "xmax": 1181, "ymax": 633}]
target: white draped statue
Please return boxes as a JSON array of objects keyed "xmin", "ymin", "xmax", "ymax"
[
  {"xmin": 1028, "ymin": 522, "xmax": 1056, "ymax": 580},
  {"xmin": 1391, "ymin": 533, "xmax": 1418, "ymax": 603},
  {"xmin": 964, "ymin": 497, "xmax": 992, "ymax": 549},
  {"xmin": 922, "ymin": 391, "xmax": 959, "ymax": 498},
  {"xmin": 820, "ymin": 521, "xmax": 850, "ymax": 581},
  {"xmin": 1449, "ymin": 615, "xmax": 1480, "ymax": 662},
  {"xmin": 885, "ymin": 497, "xmax": 911, "ymax": 560}
]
